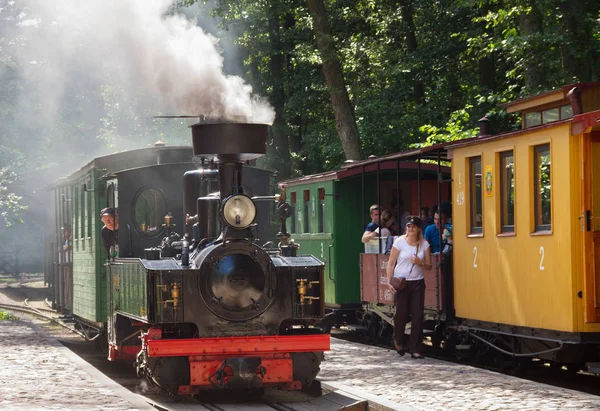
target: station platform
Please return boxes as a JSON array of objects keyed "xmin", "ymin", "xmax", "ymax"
[
  {"xmin": 0, "ymin": 318, "xmax": 153, "ymax": 411},
  {"xmin": 320, "ymin": 337, "xmax": 600, "ymax": 410}
]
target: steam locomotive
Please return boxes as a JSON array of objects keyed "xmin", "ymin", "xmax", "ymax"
[{"xmin": 49, "ymin": 121, "xmax": 329, "ymax": 394}]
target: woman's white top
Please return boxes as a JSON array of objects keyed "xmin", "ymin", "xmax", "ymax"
[
  {"xmin": 379, "ymin": 227, "xmax": 391, "ymax": 237},
  {"xmin": 392, "ymin": 236, "xmax": 430, "ymax": 281}
]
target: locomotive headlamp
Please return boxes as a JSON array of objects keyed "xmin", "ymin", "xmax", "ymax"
[{"xmin": 222, "ymin": 194, "xmax": 256, "ymax": 229}]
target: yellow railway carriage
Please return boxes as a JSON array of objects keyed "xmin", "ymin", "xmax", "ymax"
[{"xmin": 446, "ymin": 82, "xmax": 600, "ymax": 364}]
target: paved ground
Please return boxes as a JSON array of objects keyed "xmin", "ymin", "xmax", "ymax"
[
  {"xmin": 319, "ymin": 338, "xmax": 600, "ymax": 410},
  {"xmin": 0, "ymin": 319, "xmax": 154, "ymax": 411},
  {"xmin": 2, "ymin": 281, "xmax": 600, "ymax": 410}
]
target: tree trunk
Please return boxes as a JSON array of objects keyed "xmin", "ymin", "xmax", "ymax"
[
  {"xmin": 519, "ymin": 5, "xmax": 545, "ymax": 91},
  {"xmin": 559, "ymin": 0, "xmax": 595, "ymax": 82},
  {"xmin": 397, "ymin": 0, "xmax": 425, "ymax": 105},
  {"xmin": 268, "ymin": 4, "xmax": 292, "ymax": 179},
  {"xmin": 283, "ymin": 11, "xmax": 303, "ymax": 158},
  {"xmin": 306, "ymin": 0, "xmax": 362, "ymax": 161},
  {"xmin": 478, "ymin": 56, "xmax": 495, "ymax": 92},
  {"xmin": 476, "ymin": 3, "xmax": 496, "ymax": 94}
]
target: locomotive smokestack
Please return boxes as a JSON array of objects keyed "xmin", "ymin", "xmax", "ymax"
[{"xmin": 191, "ymin": 122, "xmax": 268, "ymax": 199}]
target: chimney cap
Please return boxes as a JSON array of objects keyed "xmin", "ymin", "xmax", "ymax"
[
  {"xmin": 154, "ymin": 140, "xmax": 166, "ymax": 147},
  {"xmin": 479, "ymin": 116, "xmax": 490, "ymax": 123}
]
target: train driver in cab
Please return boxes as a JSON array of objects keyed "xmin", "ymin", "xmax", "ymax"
[
  {"xmin": 100, "ymin": 207, "xmax": 119, "ymax": 258},
  {"xmin": 361, "ymin": 204, "xmax": 381, "ymax": 243}
]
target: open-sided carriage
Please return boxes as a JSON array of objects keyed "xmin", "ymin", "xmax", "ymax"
[{"xmin": 278, "ymin": 150, "xmax": 452, "ymax": 339}]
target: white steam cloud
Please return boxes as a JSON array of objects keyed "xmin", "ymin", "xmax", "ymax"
[{"xmin": 11, "ymin": 0, "xmax": 274, "ymax": 124}]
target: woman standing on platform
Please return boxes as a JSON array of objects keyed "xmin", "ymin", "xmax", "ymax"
[{"xmin": 386, "ymin": 215, "xmax": 432, "ymax": 359}]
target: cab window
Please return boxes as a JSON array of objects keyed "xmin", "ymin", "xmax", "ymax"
[{"xmin": 133, "ymin": 187, "xmax": 167, "ymax": 237}]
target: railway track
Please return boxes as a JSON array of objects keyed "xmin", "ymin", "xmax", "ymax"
[
  {"xmin": 143, "ymin": 386, "xmax": 364, "ymax": 411},
  {"xmin": 0, "ymin": 301, "xmax": 87, "ymax": 339},
  {"xmin": 0, "ymin": 283, "xmax": 372, "ymax": 411}
]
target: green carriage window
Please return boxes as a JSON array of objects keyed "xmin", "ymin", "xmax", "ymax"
[
  {"xmin": 318, "ymin": 188, "xmax": 325, "ymax": 233},
  {"xmin": 500, "ymin": 151, "xmax": 515, "ymax": 233},
  {"xmin": 303, "ymin": 190, "xmax": 310, "ymax": 233},
  {"xmin": 133, "ymin": 188, "xmax": 167, "ymax": 236},
  {"xmin": 469, "ymin": 156, "xmax": 483, "ymax": 234},
  {"xmin": 534, "ymin": 144, "xmax": 551, "ymax": 231},
  {"xmin": 87, "ymin": 177, "xmax": 93, "ymax": 239},
  {"xmin": 302, "ymin": 190, "xmax": 310, "ymax": 233},
  {"xmin": 80, "ymin": 181, "xmax": 86, "ymax": 240},
  {"xmin": 290, "ymin": 192, "xmax": 296, "ymax": 234},
  {"xmin": 74, "ymin": 185, "xmax": 79, "ymax": 241}
]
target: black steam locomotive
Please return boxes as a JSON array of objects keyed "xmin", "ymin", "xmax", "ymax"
[{"xmin": 104, "ymin": 122, "xmax": 329, "ymax": 394}]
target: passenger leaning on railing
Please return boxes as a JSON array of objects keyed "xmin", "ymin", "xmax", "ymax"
[{"xmin": 361, "ymin": 204, "xmax": 381, "ymax": 244}]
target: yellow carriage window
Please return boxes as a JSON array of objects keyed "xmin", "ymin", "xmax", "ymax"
[
  {"xmin": 542, "ymin": 108, "xmax": 559, "ymax": 124},
  {"xmin": 534, "ymin": 144, "xmax": 551, "ymax": 231},
  {"xmin": 560, "ymin": 104, "xmax": 573, "ymax": 119},
  {"xmin": 525, "ymin": 112, "xmax": 541, "ymax": 128},
  {"xmin": 500, "ymin": 151, "xmax": 515, "ymax": 233},
  {"xmin": 469, "ymin": 156, "xmax": 483, "ymax": 234}
]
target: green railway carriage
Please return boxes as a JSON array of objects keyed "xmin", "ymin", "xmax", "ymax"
[
  {"xmin": 50, "ymin": 144, "xmax": 194, "ymax": 327},
  {"xmin": 279, "ymin": 154, "xmax": 451, "ymax": 326}
]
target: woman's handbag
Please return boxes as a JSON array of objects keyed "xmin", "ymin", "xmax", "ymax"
[{"xmin": 390, "ymin": 276, "xmax": 407, "ymax": 291}]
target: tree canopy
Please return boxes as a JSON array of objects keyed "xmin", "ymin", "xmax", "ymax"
[
  {"xmin": 1, "ymin": 0, "xmax": 599, "ymax": 226},
  {"xmin": 186, "ymin": 0, "xmax": 599, "ymax": 178}
]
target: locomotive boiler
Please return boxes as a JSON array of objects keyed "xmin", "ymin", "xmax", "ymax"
[{"xmin": 106, "ymin": 122, "xmax": 329, "ymax": 394}]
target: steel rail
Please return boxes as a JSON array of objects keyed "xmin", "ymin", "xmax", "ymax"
[{"xmin": 0, "ymin": 302, "xmax": 86, "ymax": 340}]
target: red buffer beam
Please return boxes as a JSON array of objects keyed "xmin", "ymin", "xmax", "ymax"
[{"xmin": 147, "ymin": 334, "xmax": 330, "ymax": 357}]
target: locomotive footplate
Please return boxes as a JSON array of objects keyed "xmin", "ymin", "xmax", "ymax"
[{"xmin": 146, "ymin": 333, "xmax": 330, "ymax": 357}]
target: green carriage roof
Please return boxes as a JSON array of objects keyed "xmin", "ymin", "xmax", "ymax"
[{"xmin": 49, "ymin": 145, "xmax": 193, "ymax": 188}]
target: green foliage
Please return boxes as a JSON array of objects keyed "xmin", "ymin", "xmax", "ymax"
[
  {"xmin": 0, "ymin": 311, "xmax": 16, "ymax": 320},
  {"xmin": 0, "ymin": 167, "xmax": 27, "ymax": 227},
  {"xmin": 2, "ymin": 0, "xmax": 600, "ymax": 197},
  {"xmin": 97, "ymin": 85, "xmax": 191, "ymax": 149},
  {"xmin": 419, "ymin": 106, "xmax": 479, "ymax": 146}
]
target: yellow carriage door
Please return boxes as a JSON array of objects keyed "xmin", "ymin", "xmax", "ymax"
[{"xmin": 584, "ymin": 136, "xmax": 600, "ymax": 322}]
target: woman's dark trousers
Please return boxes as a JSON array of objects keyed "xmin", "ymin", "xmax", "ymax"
[{"xmin": 393, "ymin": 279, "xmax": 425, "ymax": 354}]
